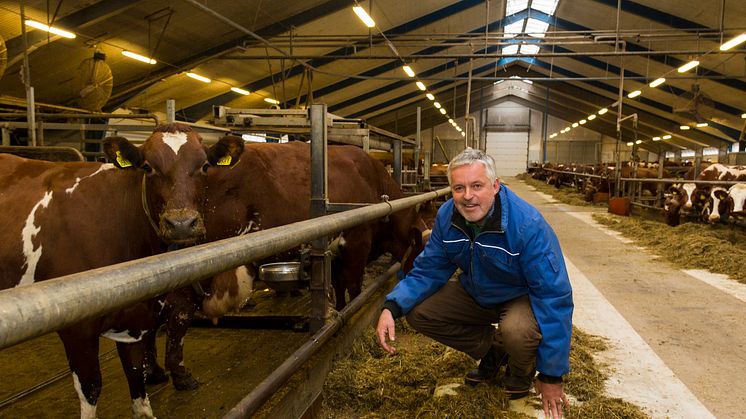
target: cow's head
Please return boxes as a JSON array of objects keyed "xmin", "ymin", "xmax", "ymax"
[
  {"xmin": 104, "ymin": 124, "xmax": 244, "ymax": 245},
  {"xmin": 706, "ymin": 187, "xmax": 730, "ymax": 224}
]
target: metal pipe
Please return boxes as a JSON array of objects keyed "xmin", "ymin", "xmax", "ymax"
[
  {"xmin": 19, "ymin": 2, "xmax": 36, "ymax": 147},
  {"xmin": 310, "ymin": 103, "xmax": 329, "ymax": 333},
  {"xmin": 223, "ymin": 261, "xmax": 403, "ymax": 419},
  {"xmin": 0, "ymin": 112, "xmax": 160, "ymax": 122},
  {"xmin": 227, "ymin": 49, "xmax": 735, "ymax": 60},
  {"xmin": 415, "ymin": 106, "xmax": 421, "ymax": 182},
  {"xmin": 464, "ymin": 58, "xmax": 473, "ymax": 148},
  {"xmin": 0, "ymin": 187, "xmax": 451, "ymax": 349}
]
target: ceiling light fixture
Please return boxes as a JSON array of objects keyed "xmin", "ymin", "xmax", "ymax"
[
  {"xmin": 662, "ymin": 134, "xmax": 672, "ymax": 139},
  {"xmin": 186, "ymin": 72, "xmax": 211, "ymax": 83},
  {"xmin": 25, "ymin": 19, "xmax": 76, "ymax": 39},
  {"xmin": 742, "ymin": 113, "xmax": 746, "ymax": 119},
  {"xmin": 649, "ymin": 77, "xmax": 666, "ymax": 88},
  {"xmin": 416, "ymin": 81, "xmax": 426, "ymax": 91},
  {"xmin": 587, "ymin": 114, "xmax": 596, "ymax": 120},
  {"xmin": 598, "ymin": 108, "xmax": 608, "ymax": 115},
  {"xmin": 352, "ymin": 6, "xmax": 376, "ymax": 27},
  {"xmin": 652, "ymin": 136, "xmax": 661, "ymax": 141},
  {"xmin": 635, "ymin": 140, "xmax": 642, "ymax": 144},
  {"xmin": 572, "ymin": 122, "xmax": 579, "ymax": 128},
  {"xmin": 122, "ymin": 50, "xmax": 157, "ymax": 64},
  {"xmin": 696, "ymin": 122, "xmax": 708, "ymax": 127},
  {"xmin": 678, "ymin": 60, "xmax": 700, "ymax": 73},
  {"xmin": 231, "ymin": 87, "xmax": 250, "ymax": 95},
  {"xmin": 627, "ymin": 90, "xmax": 642, "ymax": 98},
  {"xmin": 264, "ymin": 98, "xmax": 280, "ymax": 105},
  {"xmin": 626, "ymin": 142, "xmax": 634, "ymax": 146},
  {"xmin": 433, "ymin": 102, "xmax": 441, "ymax": 109},
  {"xmin": 402, "ymin": 65, "xmax": 415, "ymax": 77},
  {"xmin": 439, "ymin": 108, "xmax": 446, "ymax": 114},
  {"xmin": 720, "ymin": 33, "xmax": 746, "ymax": 51},
  {"xmin": 426, "ymin": 93, "xmax": 435, "ymax": 100}
]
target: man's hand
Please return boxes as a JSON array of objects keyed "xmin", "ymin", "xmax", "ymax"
[
  {"xmin": 376, "ymin": 309, "xmax": 397, "ymax": 354},
  {"xmin": 534, "ymin": 379, "xmax": 569, "ymax": 418}
]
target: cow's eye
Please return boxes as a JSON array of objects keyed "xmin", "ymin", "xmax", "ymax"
[
  {"xmin": 201, "ymin": 162, "xmax": 211, "ymax": 174},
  {"xmin": 141, "ymin": 162, "xmax": 153, "ymax": 174}
]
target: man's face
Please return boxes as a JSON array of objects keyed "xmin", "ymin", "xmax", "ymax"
[{"xmin": 450, "ymin": 163, "xmax": 499, "ymax": 223}]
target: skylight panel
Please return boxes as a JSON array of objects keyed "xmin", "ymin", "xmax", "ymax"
[
  {"xmin": 525, "ymin": 18, "xmax": 549, "ymax": 37},
  {"xmin": 503, "ymin": 20, "xmax": 525, "ymax": 38},
  {"xmin": 503, "ymin": 44, "xmax": 520, "ymax": 55},
  {"xmin": 531, "ymin": 0, "xmax": 559, "ymax": 15},
  {"xmin": 520, "ymin": 44, "xmax": 540, "ymax": 54},
  {"xmin": 506, "ymin": 0, "xmax": 529, "ymax": 15}
]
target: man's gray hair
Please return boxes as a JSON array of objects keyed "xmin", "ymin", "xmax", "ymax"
[{"xmin": 447, "ymin": 147, "xmax": 498, "ymax": 185}]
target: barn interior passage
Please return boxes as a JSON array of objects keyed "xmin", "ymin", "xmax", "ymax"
[{"xmin": 1, "ymin": 0, "xmax": 745, "ymax": 417}]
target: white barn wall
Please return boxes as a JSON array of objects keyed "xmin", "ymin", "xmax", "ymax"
[{"xmin": 416, "ymin": 99, "xmax": 643, "ymax": 168}]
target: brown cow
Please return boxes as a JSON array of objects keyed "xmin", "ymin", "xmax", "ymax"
[
  {"xmin": 199, "ymin": 141, "xmax": 428, "ymax": 315},
  {"xmin": 0, "ymin": 123, "xmax": 243, "ymax": 418}
]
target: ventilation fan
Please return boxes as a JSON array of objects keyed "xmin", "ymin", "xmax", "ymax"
[
  {"xmin": 673, "ymin": 83, "xmax": 715, "ymax": 123},
  {"xmin": 73, "ymin": 51, "xmax": 113, "ymax": 111},
  {"xmin": 0, "ymin": 36, "xmax": 7, "ymax": 81}
]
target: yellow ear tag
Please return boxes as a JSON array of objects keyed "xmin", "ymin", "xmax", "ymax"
[
  {"xmin": 217, "ymin": 155, "xmax": 232, "ymax": 166},
  {"xmin": 115, "ymin": 151, "xmax": 132, "ymax": 168}
]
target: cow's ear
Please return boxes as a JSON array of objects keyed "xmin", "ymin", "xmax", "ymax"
[
  {"xmin": 103, "ymin": 137, "xmax": 144, "ymax": 169},
  {"xmin": 207, "ymin": 135, "xmax": 244, "ymax": 167}
]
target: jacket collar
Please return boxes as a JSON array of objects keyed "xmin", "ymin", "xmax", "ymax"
[{"xmin": 451, "ymin": 187, "xmax": 503, "ymax": 239}]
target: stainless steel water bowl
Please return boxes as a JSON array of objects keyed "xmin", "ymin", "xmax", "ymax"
[{"xmin": 259, "ymin": 262, "xmax": 306, "ymax": 292}]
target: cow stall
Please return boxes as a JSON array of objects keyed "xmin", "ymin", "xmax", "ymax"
[{"xmin": 0, "ymin": 105, "xmax": 449, "ymax": 418}]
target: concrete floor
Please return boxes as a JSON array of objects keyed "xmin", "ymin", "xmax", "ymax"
[{"xmin": 504, "ymin": 177, "xmax": 745, "ymax": 419}]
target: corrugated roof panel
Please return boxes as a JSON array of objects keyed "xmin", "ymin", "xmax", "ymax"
[
  {"xmin": 531, "ymin": 0, "xmax": 559, "ymax": 15},
  {"xmin": 504, "ymin": 19, "xmax": 524, "ymax": 37},
  {"xmin": 506, "ymin": 0, "xmax": 529, "ymax": 15},
  {"xmin": 525, "ymin": 18, "xmax": 549, "ymax": 36}
]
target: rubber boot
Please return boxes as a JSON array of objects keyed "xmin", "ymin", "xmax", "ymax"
[
  {"xmin": 501, "ymin": 366, "xmax": 535, "ymax": 399},
  {"xmin": 464, "ymin": 346, "xmax": 508, "ymax": 386}
]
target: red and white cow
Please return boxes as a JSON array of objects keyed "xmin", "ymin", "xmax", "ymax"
[
  {"xmin": 0, "ymin": 123, "xmax": 243, "ymax": 418},
  {"xmin": 199, "ymin": 141, "xmax": 429, "ymax": 315},
  {"xmin": 709, "ymin": 183, "xmax": 746, "ymax": 224},
  {"xmin": 707, "ymin": 186, "xmax": 732, "ymax": 224}
]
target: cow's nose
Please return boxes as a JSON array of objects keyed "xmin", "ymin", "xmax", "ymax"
[{"xmin": 162, "ymin": 209, "xmax": 205, "ymax": 242}]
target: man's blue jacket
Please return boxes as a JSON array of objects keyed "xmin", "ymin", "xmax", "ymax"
[{"xmin": 386, "ymin": 184, "xmax": 573, "ymax": 377}]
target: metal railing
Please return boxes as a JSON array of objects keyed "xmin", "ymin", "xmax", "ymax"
[{"xmin": 0, "ymin": 187, "xmax": 451, "ymax": 350}]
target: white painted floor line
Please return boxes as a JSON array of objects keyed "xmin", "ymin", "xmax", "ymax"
[
  {"xmin": 682, "ymin": 269, "xmax": 746, "ymax": 304},
  {"xmin": 564, "ymin": 210, "xmax": 746, "ymax": 304},
  {"xmin": 567, "ymin": 257, "xmax": 715, "ymax": 419}
]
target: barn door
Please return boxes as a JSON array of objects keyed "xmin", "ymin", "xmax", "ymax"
[{"xmin": 485, "ymin": 132, "xmax": 529, "ymax": 177}]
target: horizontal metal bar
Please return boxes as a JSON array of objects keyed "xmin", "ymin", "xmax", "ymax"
[
  {"xmin": 226, "ymin": 49, "xmax": 729, "ymax": 60},
  {"xmin": 0, "ymin": 187, "xmax": 451, "ymax": 349}
]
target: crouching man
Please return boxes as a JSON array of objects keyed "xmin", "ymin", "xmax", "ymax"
[{"xmin": 376, "ymin": 148, "xmax": 573, "ymax": 418}]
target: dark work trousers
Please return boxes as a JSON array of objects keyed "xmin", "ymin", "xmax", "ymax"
[{"xmin": 405, "ymin": 280, "xmax": 542, "ymax": 379}]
